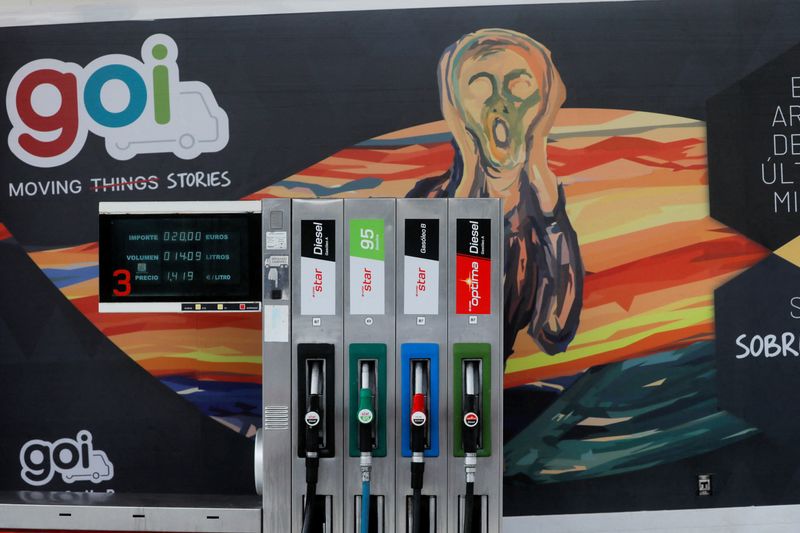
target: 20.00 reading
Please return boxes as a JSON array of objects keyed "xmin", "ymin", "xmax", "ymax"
[
  {"xmin": 163, "ymin": 231, "xmax": 202, "ymax": 241},
  {"xmin": 162, "ymin": 231, "xmax": 231, "ymax": 241}
]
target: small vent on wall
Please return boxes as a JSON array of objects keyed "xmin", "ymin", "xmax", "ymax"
[{"xmin": 265, "ymin": 405, "xmax": 289, "ymax": 430}]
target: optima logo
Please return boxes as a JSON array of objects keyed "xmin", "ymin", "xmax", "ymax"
[
  {"xmin": 6, "ymin": 34, "xmax": 229, "ymax": 168},
  {"xmin": 20, "ymin": 430, "xmax": 114, "ymax": 486},
  {"xmin": 468, "ymin": 260, "xmax": 482, "ymax": 310}
]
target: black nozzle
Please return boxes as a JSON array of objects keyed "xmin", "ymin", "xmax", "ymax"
[
  {"xmin": 410, "ymin": 422, "xmax": 426, "ymax": 454},
  {"xmin": 359, "ymin": 416, "xmax": 374, "ymax": 453},
  {"xmin": 305, "ymin": 393, "xmax": 322, "ymax": 455},
  {"xmin": 462, "ymin": 392, "xmax": 480, "ymax": 454},
  {"xmin": 410, "ymin": 460, "xmax": 425, "ymax": 491},
  {"xmin": 462, "ymin": 360, "xmax": 481, "ymax": 454}
]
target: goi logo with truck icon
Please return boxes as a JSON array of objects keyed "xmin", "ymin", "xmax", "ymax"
[
  {"xmin": 19, "ymin": 430, "xmax": 114, "ymax": 486},
  {"xmin": 6, "ymin": 33, "xmax": 229, "ymax": 168}
]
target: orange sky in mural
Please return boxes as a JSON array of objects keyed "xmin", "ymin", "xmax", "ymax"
[{"xmin": 23, "ymin": 109, "xmax": 768, "ymax": 390}]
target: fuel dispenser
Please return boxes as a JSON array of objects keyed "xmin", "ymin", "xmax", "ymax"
[
  {"xmin": 447, "ymin": 199, "xmax": 503, "ymax": 533},
  {"xmin": 395, "ymin": 199, "xmax": 449, "ymax": 533},
  {"xmin": 292, "ymin": 199, "xmax": 345, "ymax": 533},
  {"xmin": 343, "ymin": 199, "xmax": 396, "ymax": 533},
  {"xmin": 6, "ymin": 198, "xmax": 504, "ymax": 533},
  {"xmin": 261, "ymin": 197, "xmax": 502, "ymax": 533}
]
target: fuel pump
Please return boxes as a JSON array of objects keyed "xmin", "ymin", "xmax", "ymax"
[
  {"xmin": 345, "ymin": 199, "xmax": 396, "ymax": 533},
  {"xmin": 461, "ymin": 361, "xmax": 480, "ymax": 533},
  {"xmin": 409, "ymin": 360, "xmax": 428, "ymax": 533},
  {"xmin": 447, "ymin": 199, "xmax": 503, "ymax": 533},
  {"xmin": 292, "ymin": 199, "xmax": 344, "ymax": 533},
  {"xmin": 303, "ymin": 361, "xmax": 323, "ymax": 533},
  {"xmin": 358, "ymin": 362, "xmax": 376, "ymax": 533}
]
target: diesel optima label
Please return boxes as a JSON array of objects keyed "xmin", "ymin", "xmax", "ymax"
[
  {"xmin": 404, "ymin": 218, "xmax": 439, "ymax": 315},
  {"xmin": 301, "ymin": 219, "xmax": 336, "ymax": 315},
  {"xmin": 456, "ymin": 218, "xmax": 491, "ymax": 315},
  {"xmin": 349, "ymin": 219, "xmax": 385, "ymax": 315}
]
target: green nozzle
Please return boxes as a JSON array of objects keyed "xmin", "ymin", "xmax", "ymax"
[
  {"xmin": 358, "ymin": 388, "xmax": 374, "ymax": 424},
  {"xmin": 349, "ymin": 344, "xmax": 387, "ymax": 457}
]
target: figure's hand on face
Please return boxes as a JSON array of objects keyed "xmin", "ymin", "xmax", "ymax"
[{"xmin": 457, "ymin": 49, "xmax": 543, "ymax": 182}]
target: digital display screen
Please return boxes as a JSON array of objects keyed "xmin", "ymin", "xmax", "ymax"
[{"xmin": 99, "ymin": 213, "xmax": 261, "ymax": 303}]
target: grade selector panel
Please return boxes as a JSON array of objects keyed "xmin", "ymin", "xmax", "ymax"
[{"xmin": 258, "ymin": 198, "xmax": 502, "ymax": 533}]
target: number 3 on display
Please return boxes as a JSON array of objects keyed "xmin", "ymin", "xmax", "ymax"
[{"xmin": 112, "ymin": 269, "xmax": 131, "ymax": 296}]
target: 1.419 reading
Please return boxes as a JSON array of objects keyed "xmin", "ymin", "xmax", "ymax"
[{"xmin": 166, "ymin": 271, "xmax": 194, "ymax": 282}]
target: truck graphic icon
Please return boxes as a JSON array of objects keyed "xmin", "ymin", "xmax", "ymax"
[
  {"xmin": 106, "ymin": 81, "xmax": 229, "ymax": 160},
  {"xmin": 62, "ymin": 450, "xmax": 114, "ymax": 483}
]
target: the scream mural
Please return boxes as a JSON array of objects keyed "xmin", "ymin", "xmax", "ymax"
[
  {"xmin": 247, "ymin": 35, "xmax": 764, "ymax": 487},
  {"xmin": 411, "ymin": 29, "xmax": 584, "ymax": 360},
  {"xmin": 2, "ymin": 0, "xmax": 800, "ymax": 515}
]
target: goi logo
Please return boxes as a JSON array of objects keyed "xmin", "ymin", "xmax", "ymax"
[
  {"xmin": 20, "ymin": 430, "xmax": 114, "ymax": 486},
  {"xmin": 7, "ymin": 34, "xmax": 229, "ymax": 168}
]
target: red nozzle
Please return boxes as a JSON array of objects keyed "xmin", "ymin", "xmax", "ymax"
[
  {"xmin": 411, "ymin": 393, "xmax": 427, "ymax": 426},
  {"xmin": 412, "ymin": 393, "xmax": 426, "ymax": 414}
]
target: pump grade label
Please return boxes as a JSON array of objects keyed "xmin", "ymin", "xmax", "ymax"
[
  {"xmin": 300, "ymin": 220, "xmax": 336, "ymax": 315},
  {"xmin": 404, "ymin": 219, "xmax": 439, "ymax": 315},
  {"xmin": 456, "ymin": 218, "xmax": 491, "ymax": 314},
  {"xmin": 349, "ymin": 219, "xmax": 385, "ymax": 315}
]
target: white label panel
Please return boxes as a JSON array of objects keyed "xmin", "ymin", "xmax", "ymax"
[
  {"xmin": 301, "ymin": 257, "xmax": 336, "ymax": 315},
  {"xmin": 403, "ymin": 255, "xmax": 439, "ymax": 315},
  {"xmin": 266, "ymin": 231, "xmax": 287, "ymax": 250},
  {"xmin": 350, "ymin": 256, "xmax": 385, "ymax": 315},
  {"xmin": 264, "ymin": 305, "xmax": 289, "ymax": 342}
]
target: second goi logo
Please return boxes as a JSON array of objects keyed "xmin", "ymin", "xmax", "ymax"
[{"xmin": 20, "ymin": 430, "xmax": 114, "ymax": 486}]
